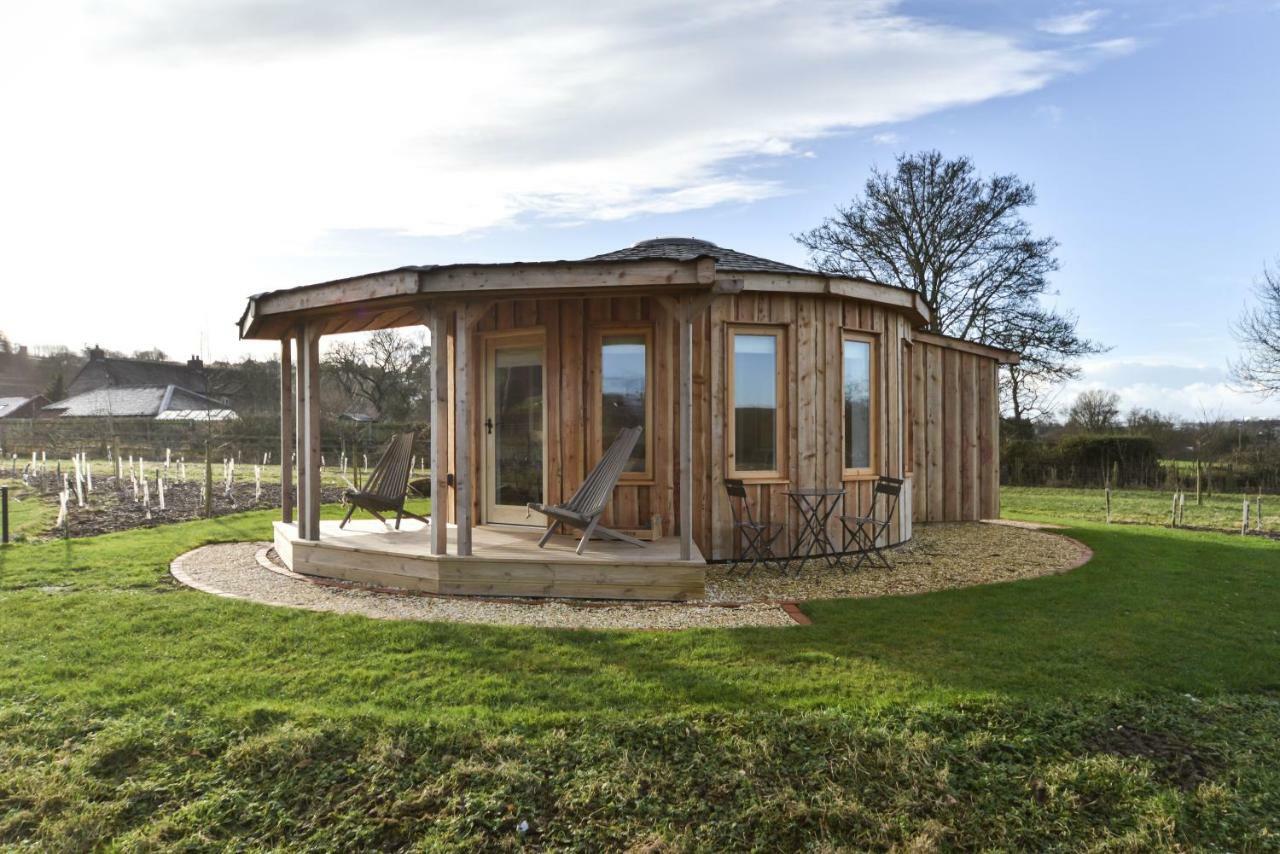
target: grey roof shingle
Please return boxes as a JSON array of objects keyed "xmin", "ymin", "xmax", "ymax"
[
  {"xmin": 582, "ymin": 237, "xmax": 815, "ymax": 275},
  {"xmin": 43, "ymin": 385, "xmax": 231, "ymax": 418},
  {"xmin": 67, "ymin": 357, "xmax": 206, "ymax": 397},
  {"xmin": 0, "ymin": 396, "xmax": 37, "ymax": 418}
]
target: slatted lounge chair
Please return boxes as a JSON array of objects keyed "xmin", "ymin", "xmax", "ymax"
[
  {"xmin": 339, "ymin": 432, "xmax": 428, "ymax": 530},
  {"xmin": 529, "ymin": 426, "xmax": 645, "ymax": 555}
]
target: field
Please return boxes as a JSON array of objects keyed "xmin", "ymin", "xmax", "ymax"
[
  {"xmin": 1004, "ymin": 484, "xmax": 1279, "ymax": 534},
  {"xmin": 0, "ymin": 456, "xmax": 428, "ymax": 541},
  {"xmin": 0, "ymin": 493, "xmax": 1277, "ymax": 848}
]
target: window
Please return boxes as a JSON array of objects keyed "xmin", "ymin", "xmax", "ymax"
[
  {"xmin": 729, "ymin": 327, "xmax": 785, "ymax": 478},
  {"xmin": 592, "ymin": 327, "xmax": 653, "ymax": 480},
  {"xmin": 842, "ymin": 333, "xmax": 876, "ymax": 474}
]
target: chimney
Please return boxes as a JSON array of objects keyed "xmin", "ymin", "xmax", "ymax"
[
  {"xmin": 188, "ymin": 355, "xmax": 204, "ymax": 371},
  {"xmin": 88, "ymin": 345, "xmax": 105, "ymax": 361}
]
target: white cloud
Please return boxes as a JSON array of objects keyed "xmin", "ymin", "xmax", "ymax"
[
  {"xmin": 1060, "ymin": 354, "xmax": 1279, "ymax": 420},
  {"xmin": 871, "ymin": 131, "xmax": 901, "ymax": 145},
  {"xmin": 1037, "ymin": 9, "xmax": 1107, "ymax": 35},
  {"xmin": 0, "ymin": 0, "xmax": 1089, "ymax": 356}
]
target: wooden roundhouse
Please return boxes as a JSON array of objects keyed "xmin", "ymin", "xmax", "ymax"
[{"xmin": 240, "ymin": 237, "xmax": 1017, "ymax": 600}]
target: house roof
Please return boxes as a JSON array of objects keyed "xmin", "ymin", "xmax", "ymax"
[
  {"xmin": 67, "ymin": 355, "xmax": 206, "ymax": 396},
  {"xmin": 582, "ymin": 237, "xmax": 813, "ymax": 275},
  {"xmin": 43, "ymin": 385, "xmax": 234, "ymax": 418},
  {"xmin": 238, "ymin": 236, "xmax": 933, "ymax": 339},
  {"xmin": 0, "ymin": 396, "xmax": 43, "ymax": 418}
]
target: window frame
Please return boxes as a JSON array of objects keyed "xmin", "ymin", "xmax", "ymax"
[
  {"xmin": 588, "ymin": 323, "xmax": 655, "ymax": 483},
  {"xmin": 726, "ymin": 323, "xmax": 788, "ymax": 481},
  {"xmin": 841, "ymin": 330, "xmax": 879, "ymax": 479}
]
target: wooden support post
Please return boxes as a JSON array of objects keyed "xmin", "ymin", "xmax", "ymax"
[
  {"xmin": 280, "ymin": 338, "xmax": 294, "ymax": 524},
  {"xmin": 294, "ymin": 325, "xmax": 308, "ymax": 534},
  {"xmin": 655, "ymin": 287, "xmax": 739, "ymax": 562},
  {"xmin": 297, "ymin": 323, "xmax": 322, "ymax": 540},
  {"xmin": 454, "ymin": 305, "xmax": 481, "ymax": 556},
  {"xmin": 430, "ymin": 306, "xmax": 450, "ymax": 556},
  {"xmin": 678, "ymin": 302, "xmax": 694, "ymax": 560}
]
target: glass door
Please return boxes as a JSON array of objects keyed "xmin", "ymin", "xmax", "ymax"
[{"xmin": 483, "ymin": 334, "xmax": 546, "ymax": 525}]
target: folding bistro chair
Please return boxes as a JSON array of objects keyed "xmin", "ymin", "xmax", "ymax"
[
  {"xmin": 840, "ymin": 476, "xmax": 903, "ymax": 571},
  {"xmin": 724, "ymin": 479, "xmax": 786, "ymax": 576},
  {"xmin": 529, "ymin": 426, "xmax": 645, "ymax": 555},
  {"xmin": 338, "ymin": 432, "xmax": 428, "ymax": 530}
]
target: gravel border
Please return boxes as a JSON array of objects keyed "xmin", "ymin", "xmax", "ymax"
[
  {"xmin": 169, "ymin": 522, "xmax": 1091, "ymax": 630},
  {"xmin": 170, "ymin": 544, "xmax": 796, "ymax": 630},
  {"xmin": 703, "ymin": 522, "xmax": 1092, "ymax": 603}
]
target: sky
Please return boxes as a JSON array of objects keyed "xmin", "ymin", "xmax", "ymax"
[{"xmin": 1, "ymin": 0, "xmax": 1277, "ymax": 420}]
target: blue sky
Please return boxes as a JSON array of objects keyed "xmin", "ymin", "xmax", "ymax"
[{"xmin": 2, "ymin": 1, "xmax": 1276, "ymax": 418}]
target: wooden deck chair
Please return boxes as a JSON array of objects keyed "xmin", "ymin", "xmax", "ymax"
[
  {"xmin": 338, "ymin": 432, "xmax": 428, "ymax": 530},
  {"xmin": 529, "ymin": 426, "xmax": 644, "ymax": 555}
]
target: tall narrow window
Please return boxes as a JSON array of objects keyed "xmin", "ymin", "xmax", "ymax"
[
  {"xmin": 730, "ymin": 328, "xmax": 784, "ymax": 477},
  {"xmin": 843, "ymin": 334, "xmax": 875, "ymax": 474},
  {"xmin": 600, "ymin": 332, "xmax": 649, "ymax": 475}
]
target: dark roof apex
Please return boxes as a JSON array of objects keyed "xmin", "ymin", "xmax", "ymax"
[
  {"xmin": 633, "ymin": 237, "xmax": 718, "ymax": 250},
  {"xmin": 584, "ymin": 237, "xmax": 813, "ymax": 275}
]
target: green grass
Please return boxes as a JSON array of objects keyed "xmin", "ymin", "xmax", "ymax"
[
  {"xmin": 0, "ymin": 502, "xmax": 1277, "ymax": 847},
  {"xmin": 0, "ymin": 478, "xmax": 57, "ymax": 541},
  {"xmin": 1004, "ymin": 484, "xmax": 1280, "ymax": 533}
]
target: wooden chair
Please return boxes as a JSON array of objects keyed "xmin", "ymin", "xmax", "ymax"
[
  {"xmin": 338, "ymin": 432, "xmax": 428, "ymax": 530},
  {"xmin": 839, "ymin": 476, "xmax": 903, "ymax": 571},
  {"xmin": 529, "ymin": 426, "xmax": 644, "ymax": 555},
  {"xmin": 724, "ymin": 479, "xmax": 786, "ymax": 576}
]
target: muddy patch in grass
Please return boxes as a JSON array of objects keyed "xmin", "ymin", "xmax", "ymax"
[{"xmin": 1086, "ymin": 723, "xmax": 1221, "ymax": 791}]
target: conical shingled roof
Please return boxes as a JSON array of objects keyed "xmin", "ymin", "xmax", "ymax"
[{"xmin": 582, "ymin": 237, "xmax": 814, "ymax": 276}]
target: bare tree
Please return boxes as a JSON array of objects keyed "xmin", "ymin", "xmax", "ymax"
[
  {"xmin": 1125, "ymin": 407, "xmax": 1179, "ymax": 455},
  {"xmin": 1065, "ymin": 389, "xmax": 1120, "ymax": 433},
  {"xmin": 993, "ymin": 305, "xmax": 1100, "ymax": 423},
  {"xmin": 796, "ymin": 150, "xmax": 1104, "ymax": 418},
  {"xmin": 324, "ymin": 329, "xmax": 429, "ymax": 421},
  {"xmin": 1231, "ymin": 261, "xmax": 1280, "ymax": 395}
]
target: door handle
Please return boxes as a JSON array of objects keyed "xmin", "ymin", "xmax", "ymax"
[{"xmin": 485, "ymin": 417, "xmax": 494, "ymax": 435}]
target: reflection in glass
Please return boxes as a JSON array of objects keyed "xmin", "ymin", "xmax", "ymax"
[
  {"xmin": 843, "ymin": 339, "xmax": 872, "ymax": 470},
  {"xmin": 494, "ymin": 346, "xmax": 543, "ymax": 507},
  {"xmin": 733, "ymin": 333, "xmax": 777, "ymax": 471},
  {"xmin": 602, "ymin": 335, "xmax": 647, "ymax": 473}
]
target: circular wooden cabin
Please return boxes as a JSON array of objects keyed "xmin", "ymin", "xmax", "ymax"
[{"xmin": 242, "ymin": 237, "xmax": 1015, "ymax": 598}]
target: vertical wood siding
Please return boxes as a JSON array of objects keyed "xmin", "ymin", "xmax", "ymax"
[
  {"xmin": 445, "ymin": 292, "xmax": 997, "ymax": 561},
  {"xmin": 909, "ymin": 338, "xmax": 1001, "ymax": 523}
]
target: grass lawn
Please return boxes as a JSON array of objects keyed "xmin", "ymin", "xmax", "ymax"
[
  {"xmin": 1004, "ymin": 484, "xmax": 1280, "ymax": 534},
  {"xmin": 0, "ymin": 501, "xmax": 1277, "ymax": 848},
  {"xmin": 0, "ymin": 477, "xmax": 58, "ymax": 541}
]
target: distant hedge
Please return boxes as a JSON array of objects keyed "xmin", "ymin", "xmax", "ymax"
[{"xmin": 1003, "ymin": 434, "xmax": 1160, "ymax": 488}]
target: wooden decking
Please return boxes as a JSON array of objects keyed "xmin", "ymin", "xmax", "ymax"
[{"xmin": 273, "ymin": 520, "xmax": 706, "ymax": 601}]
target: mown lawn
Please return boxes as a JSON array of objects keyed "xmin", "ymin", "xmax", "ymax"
[
  {"xmin": 1004, "ymin": 484, "xmax": 1280, "ymax": 534},
  {"xmin": 0, "ymin": 477, "xmax": 57, "ymax": 541},
  {"xmin": 0, "ymin": 502, "xmax": 1277, "ymax": 848}
]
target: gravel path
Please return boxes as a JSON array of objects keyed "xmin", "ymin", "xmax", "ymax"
[
  {"xmin": 170, "ymin": 544, "xmax": 796, "ymax": 630},
  {"xmin": 704, "ymin": 522, "xmax": 1092, "ymax": 602},
  {"xmin": 170, "ymin": 522, "xmax": 1090, "ymax": 629}
]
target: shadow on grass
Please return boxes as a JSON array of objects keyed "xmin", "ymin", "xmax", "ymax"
[{"xmin": 1, "ymin": 513, "xmax": 1278, "ymax": 725}]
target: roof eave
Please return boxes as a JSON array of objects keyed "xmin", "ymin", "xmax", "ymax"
[
  {"xmin": 913, "ymin": 330, "xmax": 1020, "ymax": 364},
  {"xmin": 239, "ymin": 257, "xmax": 719, "ymax": 340}
]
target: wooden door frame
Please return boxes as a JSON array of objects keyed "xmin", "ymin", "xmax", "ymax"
[{"xmin": 481, "ymin": 328, "xmax": 548, "ymax": 525}]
